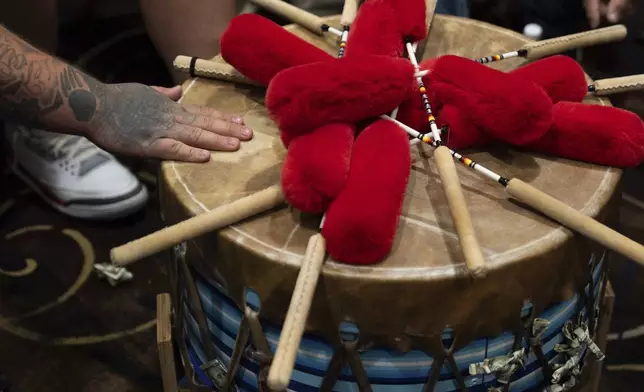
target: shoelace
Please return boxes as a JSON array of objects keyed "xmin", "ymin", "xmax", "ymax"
[{"xmin": 41, "ymin": 134, "xmax": 104, "ymax": 163}]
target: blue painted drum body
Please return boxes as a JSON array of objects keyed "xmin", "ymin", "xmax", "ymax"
[{"xmin": 179, "ymin": 255, "xmax": 605, "ymax": 392}]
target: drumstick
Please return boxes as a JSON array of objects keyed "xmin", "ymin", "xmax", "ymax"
[
  {"xmin": 588, "ymin": 74, "xmax": 644, "ymax": 95},
  {"xmin": 267, "ymin": 218, "xmax": 327, "ymax": 391},
  {"xmin": 173, "ymin": 56, "xmax": 261, "ymax": 86},
  {"xmin": 269, "ymin": 5, "xmax": 359, "ymax": 384},
  {"xmin": 174, "ymin": 56, "xmax": 644, "ymax": 98},
  {"xmin": 110, "ymin": 185, "xmax": 285, "ymax": 266},
  {"xmin": 382, "ymin": 115, "xmax": 644, "ymax": 266},
  {"xmin": 177, "ymin": 54, "xmax": 433, "ymax": 150},
  {"xmin": 248, "ymin": 0, "xmax": 343, "ymax": 37},
  {"xmin": 404, "ymin": 40, "xmax": 486, "ymax": 277},
  {"xmin": 434, "ymin": 146, "xmax": 486, "ymax": 276},
  {"xmin": 172, "ymin": 56, "xmax": 424, "ymax": 87},
  {"xmin": 414, "ymin": 68, "xmax": 644, "ymax": 97},
  {"xmin": 474, "ymin": 25, "xmax": 627, "ymax": 64}
]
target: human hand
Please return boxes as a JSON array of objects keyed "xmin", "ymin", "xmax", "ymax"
[
  {"xmin": 583, "ymin": 0, "xmax": 631, "ymax": 28},
  {"xmin": 87, "ymin": 83, "xmax": 253, "ymax": 162}
]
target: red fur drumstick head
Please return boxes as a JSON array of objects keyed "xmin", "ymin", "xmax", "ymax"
[
  {"xmin": 527, "ymin": 102, "xmax": 644, "ymax": 167},
  {"xmin": 281, "ymin": 123, "xmax": 356, "ymax": 213},
  {"xmin": 425, "ymin": 55, "xmax": 553, "ymax": 146},
  {"xmin": 266, "ymin": 55, "xmax": 415, "ymax": 140},
  {"xmin": 220, "ymin": 14, "xmax": 331, "ymax": 86},
  {"xmin": 396, "ymin": 91, "xmax": 430, "ymax": 133},
  {"xmin": 388, "ymin": 0, "xmax": 429, "ymax": 42},
  {"xmin": 344, "ymin": 0, "xmax": 404, "ymax": 57},
  {"xmin": 510, "ymin": 55, "xmax": 588, "ymax": 104},
  {"xmin": 323, "ymin": 119, "xmax": 411, "ymax": 265},
  {"xmin": 437, "ymin": 105, "xmax": 493, "ymax": 150}
]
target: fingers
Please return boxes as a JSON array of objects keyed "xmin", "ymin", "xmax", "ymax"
[
  {"xmin": 585, "ymin": 0, "xmax": 629, "ymax": 27},
  {"xmin": 175, "ymin": 110, "xmax": 253, "ymax": 141},
  {"xmin": 606, "ymin": 0, "xmax": 628, "ymax": 23},
  {"xmin": 584, "ymin": 0, "xmax": 601, "ymax": 28},
  {"xmin": 152, "ymin": 85, "xmax": 183, "ymax": 101},
  {"xmin": 148, "ymin": 138, "xmax": 211, "ymax": 163},
  {"xmin": 169, "ymin": 124, "xmax": 244, "ymax": 152}
]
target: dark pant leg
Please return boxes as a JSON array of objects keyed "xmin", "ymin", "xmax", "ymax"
[
  {"xmin": 436, "ymin": 0, "xmax": 470, "ymax": 17},
  {"xmin": 520, "ymin": 0, "xmax": 588, "ymax": 39}
]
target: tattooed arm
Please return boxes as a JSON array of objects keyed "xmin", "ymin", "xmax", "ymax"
[{"xmin": 0, "ymin": 25, "xmax": 253, "ymax": 162}]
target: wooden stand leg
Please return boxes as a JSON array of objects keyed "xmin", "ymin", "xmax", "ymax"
[
  {"xmin": 583, "ymin": 280, "xmax": 615, "ymax": 392},
  {"xmin": 158, "ymin": 293, "xmax": 180, "ymax": 392}
]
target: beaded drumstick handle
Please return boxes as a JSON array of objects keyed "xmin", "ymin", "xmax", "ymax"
[
  {"xmin": 248, "ymin": 0, "xmax": 342, "ymax": 36},
  {"xmin": 337, "ymin": 0, "xmax": 359, "ymax": 58},
  {"xmin": 268, "ymin": 219, "xmax": 327, "ymax": 391},
  {"xmin": 405, "ymin": 41, "xmax": 441, "ymax": 144},
  {"xmin": 110, "ymin": 185, "xmax": 285, "ymax": 266},
  {"xmin": 383, "ymin": 116, "xmax": 644, "ymax": 266},
  {"xmin": 474, "ymin": 24, "xmax": 627, "ymax": 64},
  {"xmin": 415, "ymin": 68, "xmax": 644, "ymax": 97}
]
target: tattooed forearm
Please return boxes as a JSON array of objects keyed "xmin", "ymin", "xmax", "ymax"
[
  {"xmin": 0, "ymin": 23, "xmax": 252, "ymax": 163},
  {"xmin": 0, "ymin": 25, "xmax": 101, "ymax": 132}
]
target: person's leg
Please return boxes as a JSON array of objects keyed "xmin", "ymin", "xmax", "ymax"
[
  {"xmin": 139, "ymin": 0, "xmax": 237, "ymax": 84},
  {"xmin": 436, "ymin": 0, "xmax": 470, "ymax": 17},
  {"xmin": 0, "ymin": 0, "xmax": 148, "ymax": 220},
  {"xmin": 520, "ymin": 0, "xmax": 588, "ymax": 39},
  {"xmin": 0, "ymin": 0, "xmax": 58, "ymax": 53},
  {"xmin": 294, "ymin": 0, "xmax": 471, "ymax": 18}
]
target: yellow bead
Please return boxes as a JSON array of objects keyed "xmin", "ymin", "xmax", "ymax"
[
  {"xmin": 464, "ymin": 158, "xmax": 472, "ymax": 165},
  {"xmin": 419, "ymin": 86, "xmax": 426, "ymax": 93},
  {"xmin": 340, "ymin": 42, "xmax": 347, "ymax": 47},
  {"xmin": 493, "ymin": 55, "xmax": 501, "ymax": 61},
  {"xmin": 428, "ymin": 115, "xmax": 435, "ymax": 122}
]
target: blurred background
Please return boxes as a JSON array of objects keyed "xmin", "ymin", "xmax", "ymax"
[{"xmin": 0, "ymin": 1, "xmax": 643, "ymax": 391}]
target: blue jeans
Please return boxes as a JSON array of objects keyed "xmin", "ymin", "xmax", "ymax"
[{"xmin": 436, "ymin": 0, "xmax": 470, "ymax": 17}]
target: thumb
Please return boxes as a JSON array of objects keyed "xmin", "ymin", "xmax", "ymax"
[{"xmin": 151, "ymin": 85, "xmax": 183, "ymax": 101}]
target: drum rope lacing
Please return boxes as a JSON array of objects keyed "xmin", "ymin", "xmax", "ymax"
[
  {"xmin": 171, "ymin": 242, "xmax": 278, "ymax": 392},
  {"xmin": 169, "ymin": 242, "xmax": 211, "ymax": 392},
  {"xmin": 467, "ymin": 255, "xmax": 606, "ymax": 392},
  {"xmin": 173, "ymin": 242, "xmax": 238, "ymax": 391},
  {"xmin": 172, "ymin": 245, "xmax": 608, "ymax": 392},
  {"xmin": 543, "ymin": 255, "xmax": 607, "ymax": 392},
  {"xmin": 542, "ymin": 256, "xmax": 607, "ymax": 392},
  {"xmin": 319, "ymin": 336, "xmax": 373, "ymax": 391}
]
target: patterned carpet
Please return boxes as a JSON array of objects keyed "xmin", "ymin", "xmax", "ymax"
[{"xmin": 1, "ymin": 10, "xmax": 644, "ymax": 392}]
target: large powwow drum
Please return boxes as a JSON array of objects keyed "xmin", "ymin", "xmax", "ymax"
[{"xmin": 161, "ymin": 15, "xmax": 618, "ymax": 392}]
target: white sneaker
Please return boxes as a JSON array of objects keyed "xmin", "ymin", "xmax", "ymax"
[{"xmin": 4, "ymin": 124, "xmax": 148, "ymax": 220}]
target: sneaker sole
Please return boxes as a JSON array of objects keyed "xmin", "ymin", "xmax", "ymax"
[{"xmin": 10, "ymin": 163, "xmax": 149, "ymax": 220}]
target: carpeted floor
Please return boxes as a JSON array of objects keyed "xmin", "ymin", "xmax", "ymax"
[{"xmin": 1, "ymin": 10, "xmax": 644, "ymax": 392}]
